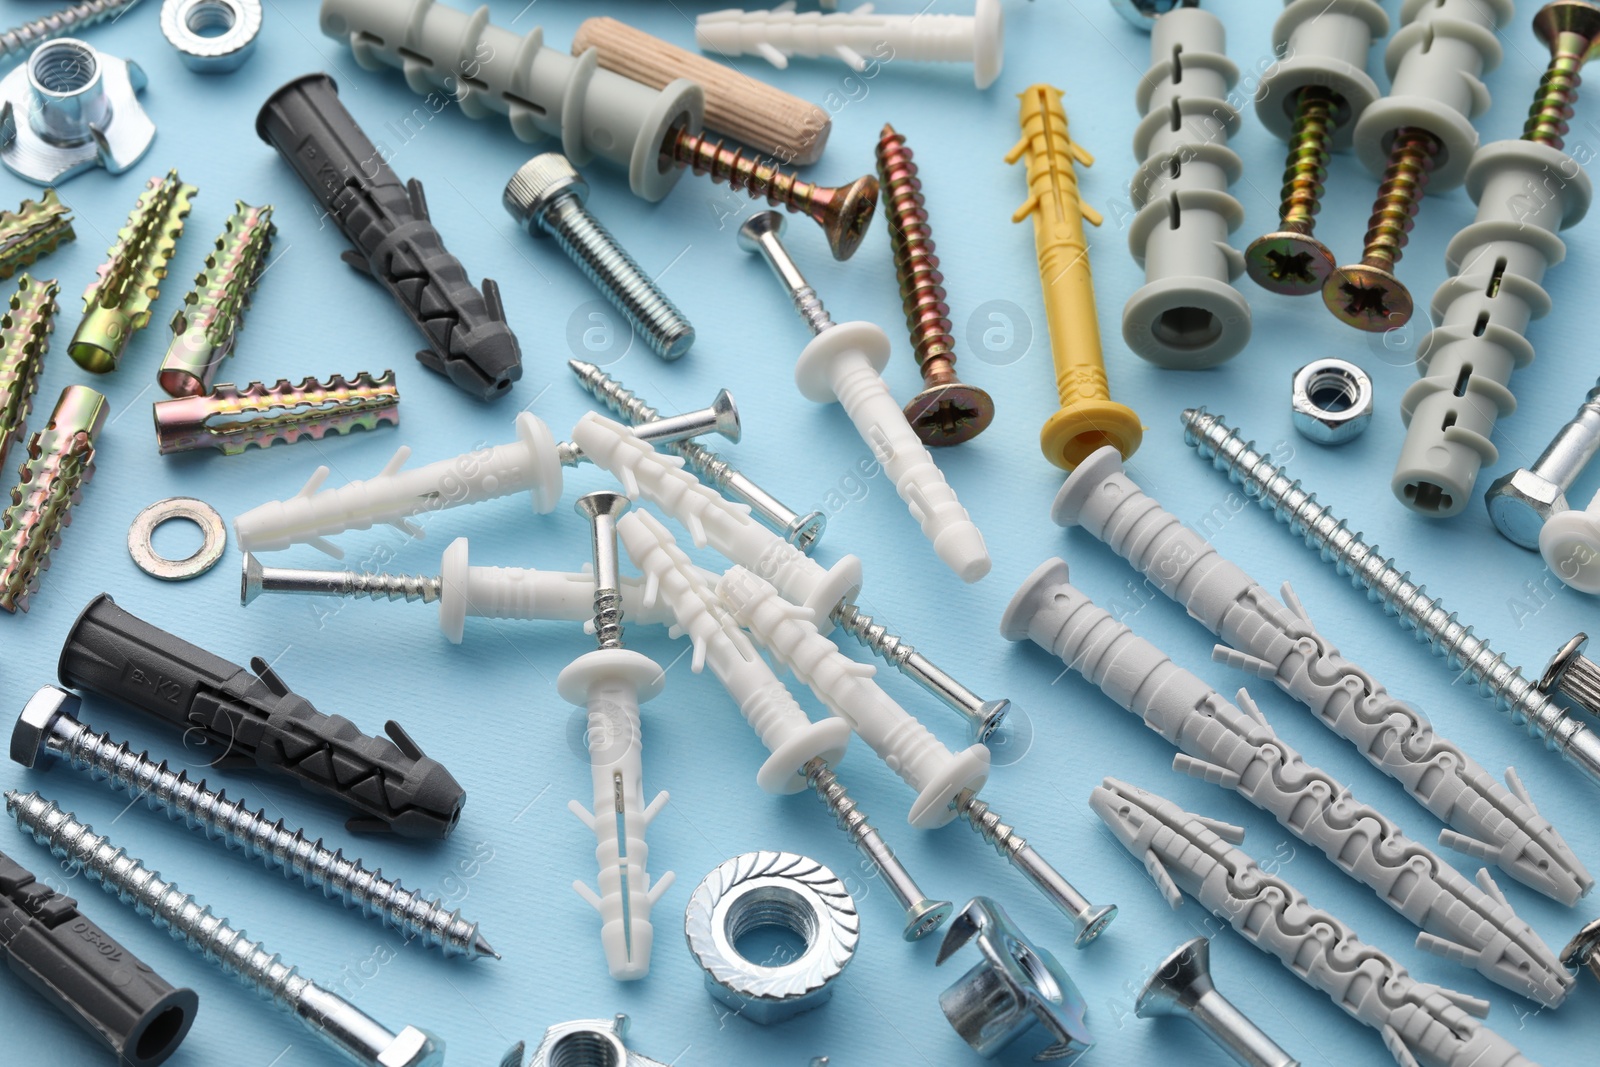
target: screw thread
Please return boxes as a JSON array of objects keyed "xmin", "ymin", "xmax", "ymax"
[
  {"xmin": 805, "ymin": 760, "xmax": 872, "ymax": 840},
  {"xmin": 542, "ymin": 196, "xmax": 692, "ymax": 359},
  {"xmin": 574, "ymin": 360, "xmax": 735, "ymax": 482},
  {"xmin": 1524, "ymin": 30, "xmax": 1595, "ymax": 147},
  {"xmin": 49, "ymin": 719, "xmax": 484, "ymax": 957},
  {"xmin": 0, "ymin": 0, "xmax": 136, "ymax": 58},
  {"xmin": 593, "ymin": 587, "xmax": 624, "ymax": 650},
  {"xmin": 953, "ymin": 792, "xmax": 1025, "ymax": 861},
  {"xmin": 1279, "ymin": 88, "xmax": 1337, "ymax": 232},
  {"xmin": 875, "ymin": 124, "xmax": 955, "ymax": 376},
  {"xmin": 1180, "ymin": 408, "xmax": 1577, "ymax": 747},
  {"xmin": 0, "ymin": 190, "xmax": 75, "ymax": 279},
  {"xmin": 6, "ymin": 791, "xmax": 310, "ymax": 1010},
  {"xmin": 671, "ymin": 129, "xmax": 826, "ymax": 220},
  {"xmin": 1358, "ymin": 129, "xmax": 1439, "ymax": 270},
  {"xmin": 830, "ymin": 600, "xmax": 913, "ymax": 670},
  {"xmin": 790, "ymin": 285, "xmax": 834, "ymax": 335},
  {"xmin": 339, "ymin": 570, "xmax": 442, "ymax": 604}
]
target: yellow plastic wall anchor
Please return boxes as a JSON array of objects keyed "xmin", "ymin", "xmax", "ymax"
[{"xmin": 1008, "ymin": 84, "xmax": 1142, "ymax": 471}]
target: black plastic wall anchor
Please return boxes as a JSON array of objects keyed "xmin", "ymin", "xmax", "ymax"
[
  {"xmin": 0, "ymin": 849, "xmax": 198, "ymax": 1065},
  {"xmin": 255, "ymin": 72, "xmax": 522, "ymax": 400},
  {"xmin": 56, "ymin": 594, "xmax": 467, "ymax": 840}
]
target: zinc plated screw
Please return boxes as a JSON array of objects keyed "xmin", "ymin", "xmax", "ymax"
[
  {"xmin": 5, "ymin": 791, "xmax": 447, "ymax": 1067},
  {"xmin": 10, "ymin": 686, "xmax": 498, "ymax": 960},
  {"xmin": 0, "ymin": 0, "xmax": 137, "ymax": 59},
  {"xmin": 667, "ymin": 126, "xmax": 879, "ymax": 261},
  {"xmin": 577, "ymin": 491, "xmax": 630, "ymax": 650},
  {"xmin": 569, "ymin": 358, "xmax": 826, "ymax": 553},
  {"xmin": 1137, "ymin": 938, "xmax": 1299, "ymax": 1067},
  {"xmin": 1245, "ymin": 87, "xmax": 1340, "ymax": 296},
  {"xmin": 504, "ymin": 154, "xmax": 694, "ymax": 362},
  {"xmin": 1522, "ymin": 1, "xmax": 1600, "ymax": 149},
  {"xmin": 1322, "ymin": 126, "xmax": 1438, "ymax": 331},
  {"xmin": 557, "ymin": 390, "xmax": 739, "ymax": 467},
  {"xmin": 1486, "ymin": 380, "xmax": 1600, "ymax": 549},
  {"xmin": 1180, "ymin": 406, "xmax": 1600, "ymax": 789},
  {"xmin": 875, "ymin": 123, "xmax": 994, "ymax": 446}
]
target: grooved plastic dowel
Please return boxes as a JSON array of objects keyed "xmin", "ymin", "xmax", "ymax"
[
  {"xmin": 1091, "ymin": 778, "xmax": 1541, "ymax": 1067},
  {"xmin": 233, "ymin": 413, "xmax": 565, "ymax": 557},
  {"xmin": 695, "ymin": 0, "xmax": 1005, "ymax": 89},
  {"xmin": 1257, "ymin": 0, "xmax": 1387, "ymax": 152},
  {"xmin": 1002, "ymin": 560, "xmax": 1571, "ymax": 1007},
  {"xmin": 718, "ymin": 565, "xmax": 989, "ymax": 828},
  {"xmin": 1393, "ymin": 138, "xmax": 1591, "ymax": 515},
  {"xmin": 568, "ymin": 411, "xmax": 863, "ymax": 625},
  {"xmin": 319, "ymin": 0, "xmax": 705, "ymax": 203},
  {"xmin": 619, "ymin": 510, "xmax": 851, "ymax": 794},
  {"xmin": 1124, "ymin": 7, "xmax": 1250, "ymax": 368},
  {"xmin": 558, "ymin": 645, "xmax": 672, "ymax": 981},
  {"xmin": 1053, "ymin": 445, "xmax": 1591, "ymax": 906},
  {"xmin": 57, "ymin": 594, "xmax": 467, "ymax": 840},
  {"xmin": 1353, "ymin": 0, "xmax": 1511, "ymax": 191},
  {"xmin": 257, "ymin": 73, "xmax": 521, "ymax": 400}
]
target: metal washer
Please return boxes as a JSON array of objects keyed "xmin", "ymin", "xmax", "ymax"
[{"xmin": 128, "ymin": 498, "xmax": 227, "ymax": 581}]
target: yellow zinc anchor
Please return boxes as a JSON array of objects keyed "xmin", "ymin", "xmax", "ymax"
[{"xmin": 1008, "ymin": 84, "xmax": 1142, "ymax": 470}]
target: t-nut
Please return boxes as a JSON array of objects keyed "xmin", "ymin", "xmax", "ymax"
[
  {"xmin": 684, "ymin": 851, "xmax": 858, "ymax": 1025},
  {"xmin": 1291, "ymin": 358, "xmax": 1373, "ymax": 446}
]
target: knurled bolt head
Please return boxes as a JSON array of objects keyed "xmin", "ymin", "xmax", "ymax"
[{"xmin": 503, "ymin": 153, "xmax": 588, "ymax": 234}]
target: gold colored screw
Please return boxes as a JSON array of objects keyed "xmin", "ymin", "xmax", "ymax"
[
  {"xmin": 1524, "ymin": 0, "xmax": 1600, "ymax": 148},
  {"xmin": 1321, "ymin": 126, "xmax": 1439, "ymax": 332},
  {"xmin": 1246, "ymin": 87, "xmax": 1341, "ymax": 296},
  {"xmin": 667, "ymin": 127, "xmax": 878, "ymax": 261},
  {"xmin": 875, "ymin": 123, "xmax": 994, "ymax": 447}
]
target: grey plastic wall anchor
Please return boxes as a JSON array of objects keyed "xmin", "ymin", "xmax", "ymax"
[
  {"xmin": 1257, "ymin": 0, "xmax": 1387, "ymax": 152},
  {"xmin": 1090, "ymin": 778, "xmax": 1542, "ymax": 1067},
  {"xmin": 1123, "ymin": 8, "xmax": 1250, "ymax": 369},
  {"xmin": 1053, "ymin": 445, "xmax": 1591, "ymax": 906},
  {"xmin": 318, "ymin": 0, "xmax": 705, "ymax": 203},
  {"xmin": 1353, "ymin": 0, "xmax": 1512, "ymax": 191},
  {"xmin": 1393, "ymin": 140, "xmax": 1591, "ymax": 516},
  {"xmin": 1001, "ymin": 558, "xmax": 1572, "ymax": 1007}
]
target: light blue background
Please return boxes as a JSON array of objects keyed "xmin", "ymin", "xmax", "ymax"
[{"xmin": 0, "ymin": 1, "xmax": 1596, "ymax": 1064}]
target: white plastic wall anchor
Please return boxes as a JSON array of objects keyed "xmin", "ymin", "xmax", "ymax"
[
  {"xmin": 437, "ymin": 538, "xmax": 672, "ymax": 644},
  {"xmin": 1090, "ymin": 778, "xmax": 1542, "ymax": 1067},
  {"xmin": 1257, "ymin": 0, "xmax": 1387, "ymax": 152},
  {"xmin": 568, "ymin": 411, "xmax": 863, "ymax": 624},
  {"xmin": 233, "ymin": 413, "xmax": 564, "ymax": 556},
  {"xmin": 318, "ymin": 0, "xmax": 705, "ymax": 202},
  {"xmin": 1054, "ymin": 445, "xmax": 1592, "ymax": 906},
  {"xmin": 1352, "ymin": 0, "xmax": 1512, "ymax": 191},
  {"xmin": 1123, "ymin": 7, "xmax": 1250, "ymax": 369},
  {"xmin": 1002, "ymin": 558, "xmax": 1572, "ymax": 1008},
  {"xmin": 1393, "ymin": 140, "xmax": 1592, "ymax": 516},
  {"xmin": 558, "ymin": 646, "xmax": 672, "ymax": 981},
  {"xmin": 618, "ymin": 509, "xmax": 851, "ymax": 794},
  {"xmin": 717, "ymin": 565, "xmax": 989, "ymax": 828},
  {"xmin": 794, "ymin": 321, "xmax": 990, "ymax": 582},
  {"xmin": 695, "ymin": 0, "xmax": 1004, "ymax": 90},
  {"xmin": 1541, "ymin": 489, "xmax": 1600, "ymax": 593}
]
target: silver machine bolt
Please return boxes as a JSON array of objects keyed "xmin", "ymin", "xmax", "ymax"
[
  {"xmin": 1486, "ymin": 380, "xmax": 1600, "ymax": 549},
  {"xmin": 803, "ymin": 757, "xmax": 952, "ymax": 941},
  {"xmin": 569, "ymin": 358, "xmax": 827, "ymax": 554},
  {"xmin": 4, "ymin": 790, "xmax": 446, "ymax": 1067},
  {"xmin": 504, "ymin": 153, "xmax": 694, "ymax": 361},
  {"xmin": 1538, "ymin": 633, "xmax": 1600, "ymax": 718},
  {"xmin": 576, "ymin": 490, "xmax": 631, "ymax": 650},
  {"xmin": 1181, "ymin": 406, "xmax": 1600, "ymax": 788},
  {"xmin": 9, "ymin": 685, "xmax": 497, "ymax": 960},
  {"xmin": 1137, "ymin": 938, "xmax": 1299, "ymax": 1067},
  {"xmin": 0, "ymin": 0, "xmax": 138, "ymax": 59},
  {"xmin": 555, "ymin": 390, "xmax": 739, "ymax": 466}
]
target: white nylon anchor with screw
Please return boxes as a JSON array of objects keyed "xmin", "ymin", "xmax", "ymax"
[
  {"xmin": 738, "ymin": 210, "xmax": 990, "ymax": 582},
  {"xmin": 561, "ymin": 490, "xmax": 672, "ymax": 980}
]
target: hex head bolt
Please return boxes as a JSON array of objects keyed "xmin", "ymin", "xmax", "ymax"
[
  {"xmin": 504, "ymin": 154, "xmax": 694, "ymax": 361},
  {"xmin": 10, "ymin": 686, "xmax": 498, "ymax": 960},
  {"xmin": 875, "ymin": 124, "xmax": 994, "ymax": 446},
  {"xmin": 1009, "ymin": 84, "xmax": 1142, "ymax": 469},
  {"xmin": 231, "ymin": 397, "xmax": 733, "ymax": 556},
  {"xmin": 569, "ymin": 358, "xmax": 827, "ymax": 553},
  {"xmin": 618, "ymin": 509, "xmax": 951, "ymax": 941},
  {"xmin": 5, "ymin": 791, "xmax": 447, "ymax": 1067},
  {"xmin": 1182, "ymin": 406, "xmax": 1600, "ymax": 789},
  {"xmin": 1137, "ymin": 938, "xmax": 1299, "ymax": 1067},
  {"xmin": 1486, "ymin": 382, "xmax": 1600, "ymax": 548},
  {"xmin": 718, "ymin": 566, "xmax": 1115, "ymax": 946},
  {"xmin": 738, "ymin": 210, "xmax": 990, "ymax": 582},
  {"xmin": 560, "ymin": 491, "xmax": 672, "ymax": 980}
]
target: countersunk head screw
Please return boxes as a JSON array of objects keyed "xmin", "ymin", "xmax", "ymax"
[
  {"xmin": 1526, "ymin": 1, "xmax": 1600, "ymax": 147},
  {"xmin": 1138, "ymin": 937, "xmax": 1300, "ymax": 1067},
  {"xmin": 1247, "ymin": 87, "xmax": 1342, "ymax": 296}
]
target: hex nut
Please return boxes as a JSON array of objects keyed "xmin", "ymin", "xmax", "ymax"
[
  {"xmin": 10, "ymin": 686, "xmax": 76, "ymax": 769},
  {"xmin": 684, "ymin": 851, "xmax": 858, "ymax": 1025},
  {"xmin": 161, "ymin": 0, "xmax": 262, "ymax": 74},
  {"xmin": 1291, "ymin": 358, "xmax": 1373, "ymax": 447},
  {"xmin": 1486, "ymin": 467, "xmax": 1569, "ymax": 551}
]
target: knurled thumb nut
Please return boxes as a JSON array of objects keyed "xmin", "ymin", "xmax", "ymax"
[{"xmin": 504, "ymin": 153, "xmax": 587, "ymax": 233}]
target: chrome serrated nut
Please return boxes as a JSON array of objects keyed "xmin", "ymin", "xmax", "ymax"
[
  {"xmin": 1291, "ymin": 358, "xmax": 1372, "ymax": 446},
  {"xmin": 161, "ymin": 0, "xmax": 261, "ymax": 73},
  {"xmin": 0, "ymin": 38, "xmax": 153, "ymax": 184}
]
